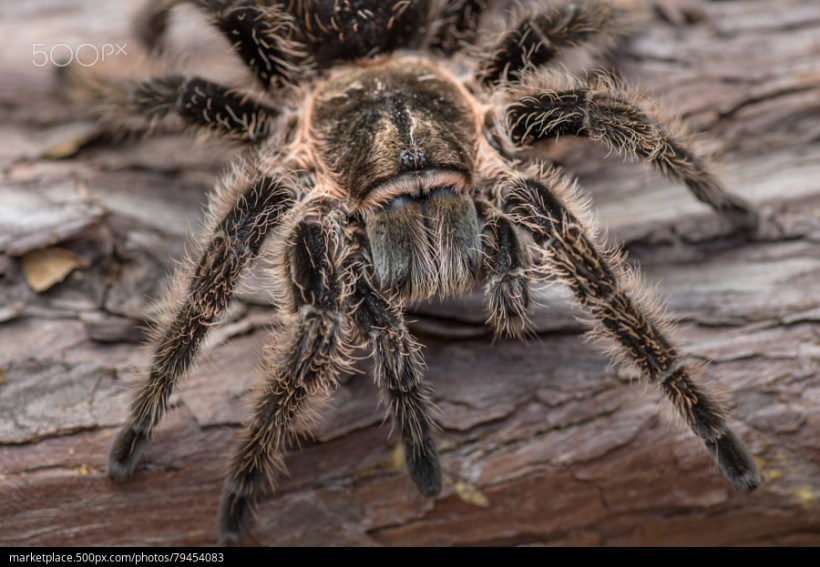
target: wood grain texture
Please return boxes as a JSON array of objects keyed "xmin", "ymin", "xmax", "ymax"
[{"xmin": 1, "ymin": 0, "xmax": 819, "ymax": 546}]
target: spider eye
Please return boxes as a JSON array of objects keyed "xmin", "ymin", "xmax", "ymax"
[{"xmin": 399, "ymin": 149, "xmax": 431, "ymax": 172}]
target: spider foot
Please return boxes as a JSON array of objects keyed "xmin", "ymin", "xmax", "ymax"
[
  {"xmin": 687, "ymin": 177, "xmax": 759, "ymax": 233},
  {"xmin": 706, "ymin": 430, "xmax": 761, "ymax": 493},
  {"xmin": 717, "ymin": 196, "xmax": 759, "ymax": 234},
  {"xmin": 406, "ymin": 437, "xmax": 443, "ymax": 497},
  {"xmin": 486, "ymin": 271, "xmax": 531, "ymax": 339},
  {"xmin": 216, "ymin": 490, "xmax": 252, "ymax": 547},
  {"xmin": 107, "ymin": 425, "xmax": 151, "ymax": 482}
]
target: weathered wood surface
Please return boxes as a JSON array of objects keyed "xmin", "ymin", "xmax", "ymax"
[{"xmin": 1, "ymin": 0, "xmax": 819, "ymax": 547}]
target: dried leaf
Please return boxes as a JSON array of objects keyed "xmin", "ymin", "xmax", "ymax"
[
  {"xmin": 22, "ymin": 247, "xmax": 88, "ymax": 293},
  {"xmin": 43, "ymin": 124, "xmax": 102, "ymax": 159},
  {"xmin": 453, "ymin": 479, "xmax": 490, "ymax": 508},
  {"xmin": 351, "ymin": 444, "xmax": 407, "ymax": 481},
  {"xmin": 794, "ymin": 487, "xmax": 817, "ymax": 506}
]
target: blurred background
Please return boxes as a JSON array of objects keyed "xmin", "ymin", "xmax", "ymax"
[{"xmin": 0, "ymin": 0, "xmax": 819, "ymax": 546}]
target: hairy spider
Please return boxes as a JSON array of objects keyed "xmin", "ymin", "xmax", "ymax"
[{"xmin": 70, "ymin": 0, "xmax": 760, "ymax": 545}]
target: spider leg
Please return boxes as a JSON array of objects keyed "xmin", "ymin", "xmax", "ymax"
[
  {"xmin": 137, "ymin": 0, "xmax": 310, "ymax": 88},
  {"xmin": 63, "ymin": 71, "xmax": 277, "ymax": 142},
  {"xmin": 476, "ymin": 198, "xmax": 532, "ymax": 339},
  {"xmin": 133, "ymin": 0, "xmax": 185, "ymax": 50},
  {"xmin": 478, "ymin": 0, "xmax": 635, "ymax": 86},
  {"xmin": 351, "ymin": 270, "xmax": 441, "ymax": 497},
  {"xmin": 493, "ymin": 162, "xmax": 759, "ymax": 492},
  {"xmin": 107, "ymin": 163, "xmax": 297, "ymax": 482},
  {"xmin": 217, "ymin": 200, "xmax": 354, "ymax": 546},
  {"xmin": 505, "ymin": 81, "xmax": 758, "ymax": 231},
  {"xmin": 429, "ymin": 0, "xmax": 487, "ymax": 55}
]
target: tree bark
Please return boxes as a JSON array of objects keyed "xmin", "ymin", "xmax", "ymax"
[{"xmin": 1, "ymin": 0, "xmax": 819, "ymax": 546}]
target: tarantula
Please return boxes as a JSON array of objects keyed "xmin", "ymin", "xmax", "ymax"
[{"xmin": 71, "ymin": 0, "xmax": 760, "ymax": 545}]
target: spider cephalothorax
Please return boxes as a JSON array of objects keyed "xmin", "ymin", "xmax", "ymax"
[
  {"xmin": 313, "ymin": 57, "xmax": 483, "ymax": 300},
  {"xmin": 70, "ymin": 0, "xmax": 760, "ymax": 545}
]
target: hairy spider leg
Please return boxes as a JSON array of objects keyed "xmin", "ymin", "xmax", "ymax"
[
  {"xmin": 351, "ymin": 270, "xmax": 442, "ymax": 497},
  {"xmin": 478, "ymin": 0, "xmax": 636, "ymax": 86},
  {"xmin": 506, "ymin": 82, "xmax": 758, "ymax": 231},
  {"xmin": 429, "ymin": 0, "xmax": 487, "ymax": 54},
  {"xmin": 475, "ymin": 198, "xmax": 533, "ymax": 339},
  {"xmin": 493, "ymin": 162, "xmax": 760, "ymax": 492},
  {"xmin": 133, "ymin": 0, "xmax": 185, "ymax": 50},
  {"xmin": 137, "ymin": 0, "xmax": 311, "ymax": 88},
  {"xmin": 63, "ymin": 71, "xmax": 277, "ymax": 142},
  {"xmin": 108, "ymin": 163, "xmax": 297, "ymax": 481},
  {"xmin": 217, "ymin": 200, "xmax": 355, "ymax": 545}
]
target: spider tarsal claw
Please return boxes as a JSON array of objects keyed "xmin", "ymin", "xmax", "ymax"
[
  {"xmin": 107, "ymin": 425, "xmax": 150, "ymax": 483},
  {"xmin": 406, "ymin": 438, "xmax": 443, "ymax": 498}
]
